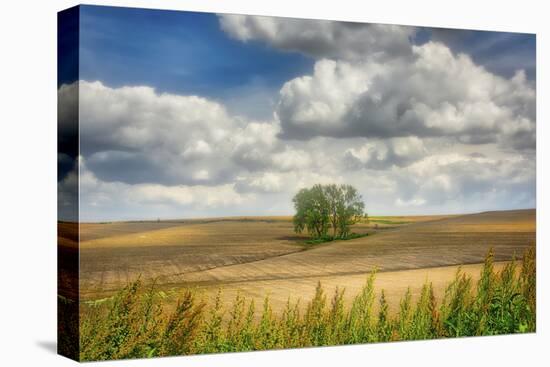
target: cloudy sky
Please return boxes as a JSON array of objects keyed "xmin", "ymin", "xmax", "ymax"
[{"xmin": 58, "ymin": 5, "xmax": 536, "ymax": 222}]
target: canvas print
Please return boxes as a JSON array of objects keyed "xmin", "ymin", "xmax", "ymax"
[{"xmin": 58, "ymin": 5, "xmax": 536, "ymax": 362}]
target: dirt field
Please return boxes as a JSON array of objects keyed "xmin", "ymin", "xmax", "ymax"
[{"xmin": 59, "ymin": 209, "xmax": 535, "ymax": 308}]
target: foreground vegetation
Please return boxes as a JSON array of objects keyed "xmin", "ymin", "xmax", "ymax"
[{"xmin": 68, "ymin": 248, "xmax": 535, "ymax": 361}]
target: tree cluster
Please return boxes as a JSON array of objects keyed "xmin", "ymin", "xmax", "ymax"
[{"xmin": 292, "ymin": 184, "xmax": 366, "ymax": 239}]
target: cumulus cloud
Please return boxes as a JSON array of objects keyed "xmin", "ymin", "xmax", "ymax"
[
  {"xmin": 77, "ymin": 159, "xmax": 251, "ymax": 218},
  {"xmin": 235, "ymin": 172, "xmax": 283, "ymax": 193},
  {"xmin": 344, "ymin": 137, "xmax": 427, "ymax": 169},
  {"xmin": 218, "ymin": 15, "xmax": 534, "ymax": 151},
  {"xmin": 276, "ymin": 42, "xmax": 535, "ymax": 151},
  {"xmin": 62, "ymin": 81, "xmax": 358, "ymax": 219},
  {"xmin": 219, "ymin": 14, "xmax": 414, "ymax": 61},
  {"xmin": 76, "ymin": 155, "xmax": 347, "ymax": 220},
  {"xmin": 59, "ymin": 20, "xmax": 535, "ymax": 220},
  {"xmin": 75, "ymin": 80, "xmax": 288, "ymax": 186},
  {"xmin": 272, "ymin": 148, "xmax": 313, "ymax": 171},
  {"xmin": 79, "ymin": 80, "xmax": 235, "ymax": 155},
  {"xmin": 393, "ymin": 152, "xmax": 535, "ymax": 209}
]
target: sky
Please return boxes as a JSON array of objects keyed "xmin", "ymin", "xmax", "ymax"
[{"xmin": 58, "ymin": 5, "xmax": 536, "ymax": 221}]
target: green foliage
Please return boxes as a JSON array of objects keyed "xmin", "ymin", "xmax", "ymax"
[
  {"xmin": 279, "ymin": 298, "xmax": 302, "ymax": 347},
  {"xmin": 303, "ymin": 232, "xmax": 368, "ymax": 247},
  {"xmin": 58, "ymin": 296, "xmax": 80, "ymax": 360},
  {"xmin": 337, "ymin": 184, "xmax": 366, "ymax": 238},
  {"xmin": 79, "ymin": 248, "xmax": 536, "ymax": 361},
  {"xmin": 199, "ymin": 289, "xmax": 225, "ymax": 353},
  {"xmin": 439, "ymin": 248, "xmax": 536, "ymax": 338},
  {"xmin": 304, "ymin": 282, "xmax": 329, "ymax": 346},
  {"xmin": 410, "ymin": 283, "xmax": 437, "ymax": 340},
  {"xmin": 256, "ymin": 295, "xmax": 280, "ymax": 350},
  {"xmin": 225, "ymin": 293, "xmax": 252, "ymax": 351},
  {"xmin": 346, "ymin": 271, "xmax": 376, "ymax": 343},
  {"xmin": 520, "ymin": 247, "xmax": 536, "ymax": 331},
  {"xmin": 376, "ymin": 290, "xmax": 392, "ymax": 342},
  {"xmin": 159, "ymin": 290, "xmax": 205, "ymax": 356},
  {"xmin": 328, "ymin": 287, "xmax": 346, "ymax": 344},
  {"xmin": 293, "ymin": 184, "xmax": 330, "ymax": 239},
  {"xmin": 80, "ymin": 280, "xmax": 164, "ymax": 361},
  {"xmin": 293, "ymin": 184, "xmax": 365, "ymax": 239},
  {"xmin": 440, "ymin": 268, "xmax": 475, "ymax": 337},
  {"xmin": 397, "ymin": 287, "xmax": 413, "ymax": 339}
]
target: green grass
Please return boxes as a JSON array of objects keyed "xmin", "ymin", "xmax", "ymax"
[
  {"xmin": 303, "ymin": 232, "xmax": 369, "ymax": 246},
  {"xmin": 70, "ymin": 247, "xmax": 536, "ymax": 361}
]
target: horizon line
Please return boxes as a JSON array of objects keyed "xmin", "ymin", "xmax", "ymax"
[{"xmin": 60, "ymin": 207, "xmax": 536, "ymax": 224}]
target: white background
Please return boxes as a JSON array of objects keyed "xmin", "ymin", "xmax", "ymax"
[{"xmin": 0, "ymin": 0, "xmax": 547, "ymax": 365}]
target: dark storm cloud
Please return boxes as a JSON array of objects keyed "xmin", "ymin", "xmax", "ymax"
[{"xmin": 58, "ymin": 83, "xmax": 79, "ymax": 181}]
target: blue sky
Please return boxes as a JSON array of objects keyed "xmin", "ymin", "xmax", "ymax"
[
  {"xmin": 79, "ymin": 6, "xmax": 312, "ymax": 119},
  {"xmin": 419, "ymin": 27, "xmax": 536, "ymax": 80},
  {"xmin": 76, "ymin": 6, "xmax": 535, "ymax": 119},
  {"xmin": 58, "ymin": 5, "xmax": 536, "ymax": 221}
]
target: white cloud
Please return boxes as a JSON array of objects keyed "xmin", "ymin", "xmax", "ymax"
[
  {"xmin": 272, "ymin": 148, "xmax": 312, "ymax": 171},
  {"xmin": 192, "ymin": 169, "xmax": 210, "ymax": 181},
  {"xmin": 182, "ymin": 140, "xmax": 213, "ymax": 159},
  {"xmin": 276, "ymin": 59, "xmax": 371, "ymax": 138},
  {"xmin": 79, "ymin": 80, "xmax": 235, "ymax": 155},
  {"xmin": 236, "ymin": 172, "xmax": 283, "ymax": 193},
  {"xmin": 77, "ymin": 159, "xmax": 249, "ymax": 219},
  {"xmin": 59, "ymin": 20, "xmax": 535, "ymax": 220},
  {"xmin": 218, "ymin": 14, "xmax": 414, "ymax": 61},
  {"xmin": 276, "ymin": 42, "xmax": 535, "ymax": 151},
  {"xmin": 218, "ymin": 17, "xmax": 534, "ymax": 150},
  {"xmin": 344, "ymin": 137, "xmax": 427, "ymax": 169},
  {"xmin": 77, "ymin": 80, "xmax": 285, "ymax": 186},
  {"xmin": 392, "ymin": 152, "xmax": 536, "ymax": 209},
  {"xmin": 396, "ymin": 197, "xmax": 426, "ymax": 207}
]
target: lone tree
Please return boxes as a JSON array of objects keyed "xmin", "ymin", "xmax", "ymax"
[
  {"xmin": 292, "ymin": 184, "xmax": 330, "ymax": 238},
  {"xmin": 293, "ymin": 184, "xmax": 365, "ymax": 239}
]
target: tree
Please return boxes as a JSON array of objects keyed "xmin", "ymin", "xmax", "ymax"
[
  {"xmin": 323, "ymin": 184, "xmax": 343, "ymax": 239},
  {"xmin": 292, "ymin": 184, "xmax": 330, "ymax": 238},
  {"xmin": 323, "ymin": 184, "xmax": 365, "ymax": 239},
  {"xmin": 292, "ymin": 184, "xmax": 365, "ymax": 239},
  {"xmin": 336, "ymin": 184, "xmax": 365, "ymax": 238}
]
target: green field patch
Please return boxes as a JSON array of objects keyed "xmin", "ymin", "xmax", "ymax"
[{"xmin": 302, "ymin": 232, "xmax": 369, "ymax": 247}]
